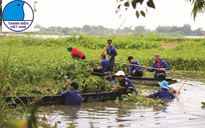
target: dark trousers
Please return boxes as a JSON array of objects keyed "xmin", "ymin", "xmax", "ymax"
[
  {"xmin": 93, "ymin": 68, "xmax": 103, "ymax": 73},
  {"xmin": 133, "ymin": 71, "xmax": 143, "ymax": 77},
  {"xmin": 108, "ymin": 60, "xmax": 115, "ymax": 73},
  {"xmin": 81, "ymin": 55, "xmax": 86, "ymax": 60},
  {"xmin": 156, "ymin": 73, "xmax": 166, "ymax": 79}
]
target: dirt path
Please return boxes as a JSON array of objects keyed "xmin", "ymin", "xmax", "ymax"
[{"xmin": 160, "ymin": 42, "xmax": 179, "ymax": 48}]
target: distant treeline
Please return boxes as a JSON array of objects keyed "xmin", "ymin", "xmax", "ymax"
[{"xmin": 34, "ymin": 24, "xmax": 205, "ymax": 37}]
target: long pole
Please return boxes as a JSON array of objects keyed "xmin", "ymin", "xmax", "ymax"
[
  {"xmin": 92, "ymin": 19, "xmax": 127, "ymax": 69},
  {"xmin": 114, "ymin": 62, "xmax": 191, "ymax": 76},
  {"xmin": 178, "ymin": 78, "xmax": 188, "ymax": 91}
]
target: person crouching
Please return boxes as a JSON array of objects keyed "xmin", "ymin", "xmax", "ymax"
[{"xmin": 111, "ymin": 71, "xmax": 138, "ymax": 95}]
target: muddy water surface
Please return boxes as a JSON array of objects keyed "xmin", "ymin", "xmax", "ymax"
[{"xmin": 39, "ymin": 72, "xmax": 205, "ymax": 128}]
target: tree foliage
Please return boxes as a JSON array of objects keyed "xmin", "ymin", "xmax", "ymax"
[
  {"xmin": 186, "ymin": 0, "xmax": 205, "ymax": 21},
  {"xmin": 34, "ymin": 24, "xmax": 205, "ymax": 36},
  {"xmin": 116, "ymin": 0, "xmax": 205, "ymax": 20}
]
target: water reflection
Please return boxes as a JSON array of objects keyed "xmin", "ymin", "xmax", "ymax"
[{"xmin": 64, "ymin": 106, "xmax": 81, "ymax": 120}]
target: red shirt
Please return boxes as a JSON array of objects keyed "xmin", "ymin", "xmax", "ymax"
[
  {"xmin": 157, "ymin": 62, "xmax": 160, "ymax": 68},
  {"xmin": 71, "ymin": 48, "xmax": 85, "ymax": 58}
]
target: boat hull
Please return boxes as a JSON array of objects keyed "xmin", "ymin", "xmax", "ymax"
[
  {"xmin": 3, "ymin": 90, "xmax": 130, "ymax": 106},
  {"xmin": 91, "ymin": 72, "xmax": 178, "ymax": 86}
]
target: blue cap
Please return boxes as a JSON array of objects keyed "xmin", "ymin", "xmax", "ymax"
[
  {"xmin": 67, "ymin": 46, "xmax": 72, "ymax": 51},
  {"xmin": 158, "ymin": 80, "xmax": 169, "ymax": 90}
]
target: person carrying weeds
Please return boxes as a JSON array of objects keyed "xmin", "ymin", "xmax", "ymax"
[
  {"xmin": 126, "ymin": 56, "xmax": 143, "ymax": 77},
  {"xmin": 106, "ymin": 39, "xmax": 117, "ymax": 73},
  {"xmin": 111, "ymin": 71, "xmax": 138, "ymax": 95},
  {"xmin": 67, "ymin": 46, "xmax": 85, "ymax": 60},
  {"xmin": 144, "ymin": 80, "xmax": 179, "ymax": 99},
  {"xmin": 60, "ymin": 81, "xmax": 82, "ymax": 106},
  {"xmin": 143, "ymin": 53, "xmax": 170, "ymax": 79},
  {"xmin": 94, "ymin": 53, "xmax": 109, "ymax": 73}
]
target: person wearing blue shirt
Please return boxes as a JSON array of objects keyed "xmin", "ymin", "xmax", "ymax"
[
  {"xmin": 127, "ymin": 56, "xmax": 143, "ymax": 77},
  {"xmin": 94, "ymin": 53, "xmax": 109, "ymax": 73},
  {"xmin": 144, "ymin": 53, "xmax": 170, "ymax": 79},
  {"xmin": 145, "ymin": 80, "xmax": 179, "ymax": 99},
  {"xmin": 111, "ymin": 71, "xmax": 138, "ymax": 95},
  {"xmin": 60, "ymin": 81, "xmax": 82, "ymax": 106},
  {"xmin": 106, "ymin": 39, "xmax": 117, "ymax": 73}
]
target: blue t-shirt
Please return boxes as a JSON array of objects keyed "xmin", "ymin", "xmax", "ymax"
[
  {"xmin": 149, "ymin": 89, "xmax": 176, "ymax": 99},
  {"xmin": 128, "ymin": 60, "xmax": 143, "ymax": 75},
  {"xmin": 106, "ymin": 45, "xmax": 117, "ymax": 61},
  {"xmin": 60, "ymin": 90, "xmax": 82, "ymax": 106},
  {"xmin": 101, "ymin": 59, "xmax": 109, "ymax": 73},
  {"xmin": 119, "ymin": 77, "xmax": 138, "ymax": 95}
]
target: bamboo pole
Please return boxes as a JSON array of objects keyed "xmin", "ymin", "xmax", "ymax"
[
  {"xmin": 178, "ymin": 78, "xmax": 188, "ymax": 91},
  {"xmin": 92, "ymin": 19, "xmax": 127, "ymax": 69},
  {"xmin": 114, "ymin": 62, "xmax": 191, "ymax": 76}
]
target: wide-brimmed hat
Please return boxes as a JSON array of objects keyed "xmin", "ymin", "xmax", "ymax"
[
  {"xmin": 115, "ymin": 71, "xmax": 125, "ymax": 77},
  {"xmin": 154, "ymin": 53, "xmax": 161, "ymax": 60},
  {"xmin": 158, "ymin": 80, "xmax": 169, "ymax": 90}
]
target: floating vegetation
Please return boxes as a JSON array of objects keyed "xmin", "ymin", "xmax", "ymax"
[{"xmin": 116, "ymin": 86, "xmax": 166, "ymax": 107}]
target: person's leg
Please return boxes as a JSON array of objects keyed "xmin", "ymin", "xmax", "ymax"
[
  {"xmin": 108, "ymin": 60, "xmax": 115, "ymax": 73},
  {"xmin": 156, "ymin": 73, "xmax": 166, "ymax": 79},
  {"xmin": 93, "ymin": 68, "xmax": 103, "ymax": 73},
  {"xmin": 133, "ymin": 71, "xmax": 143, "ymax": 77},
  {"xmin": 81, "ymin": 55, "xmax": 85, "ymax": 60}
]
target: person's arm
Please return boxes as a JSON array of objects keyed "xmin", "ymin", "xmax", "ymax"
[
  {"xmin": 99, "ymin": 61, "xmax": 104, "ymax": 70},
  {"xmin": 60, "ymin": 90, "xmax": 67, "ymax": 96},
  {"xmin": 106, "ymin": 46, "xmax": 109, "ymax": 55},
  {"xmin": 134, "ymin": 61, "xmax": 141, "ymax": 71},
  {"xmin": 111, "ymin": 85, "xmax": 125, "ymax": 91},
  {"xmin": 128, "ymin": 65, "xmax": 132, "ymax": 75},
  {"xmin": 144, "ymin": 94, "xmax": 149, "ymax": 97},
  {"xmin": 110, "ymin": 48, "xmax": 117, "ymax": 59},
  {"xmin": 99, "ymin": 66, "xmax": 103, "ymax": 70},
  {"xmin": 147, "ymin": 63, "xmax": 155, "ymax": 72},
  {"xmin": 94, "ymin": 64, "xmax": 103, "ymax": 69},
  {"xmin": 115, "ymin": 85, "xmax": 125, "ymax": 90},
  {"xmin": 65, "ymin": 79, "xmax": 70, "ymax": 90},
  {"xmin": 164, "ymin": 61, "xmax": 170, "ymax": 70},
  {"xmin": 148, "ymin": 90, "xmax": 159, "ymax": 98}
]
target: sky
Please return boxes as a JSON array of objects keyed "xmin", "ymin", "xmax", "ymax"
[{"xmin": 34, "ymin": 0, "xmax": 205, "ymax": 31}]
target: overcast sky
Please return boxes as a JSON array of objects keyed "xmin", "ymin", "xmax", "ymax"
[{"xmin": 34, "ymin": 0, "xmax": 205, "ymax": 30}]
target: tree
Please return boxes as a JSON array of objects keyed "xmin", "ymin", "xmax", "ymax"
[
  {"xmin": 120, "ymin": 26, "xmax": 132, "ymax": 33},
  {"xmin": 116, "ymin": 0, "xmax": 205, "ymax": 20},
  {"xmin": 34, "ymin": 23, "xmax": 41, "ymax": 28},
  {"xmin": 61, "ymin": 28, "xmax": 68, "ymax": 34},
  {"xmin": 182, "ymin": 24, "xmax": 192, "ymax": 35},
  {"xmin": 56, "ymin": 26, "xmax": 62, "ymax": 32},
  {"xmin": 133, "ymin": 26, "xmax": 145, "ymax": 36},
  {"xmin": 82, "ymin": 25, "xmax": 91, "ymax": 32},
  {"xmin": 193, "ymin": 28, "xmax": 203, "ymax": 36}
]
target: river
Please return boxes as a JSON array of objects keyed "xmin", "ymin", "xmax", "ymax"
[{"xmin": 37, "ymin": 72, "xmax": 205, "ymax": 128}]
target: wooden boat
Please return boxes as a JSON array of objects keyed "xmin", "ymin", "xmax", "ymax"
[
  {"xmin": 91, "ymin": 72, "xmax": 178, "ymax": 86},
  {"xmin": 3, "ymin": 90, "xmax": 131, "ymax": 106}
]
